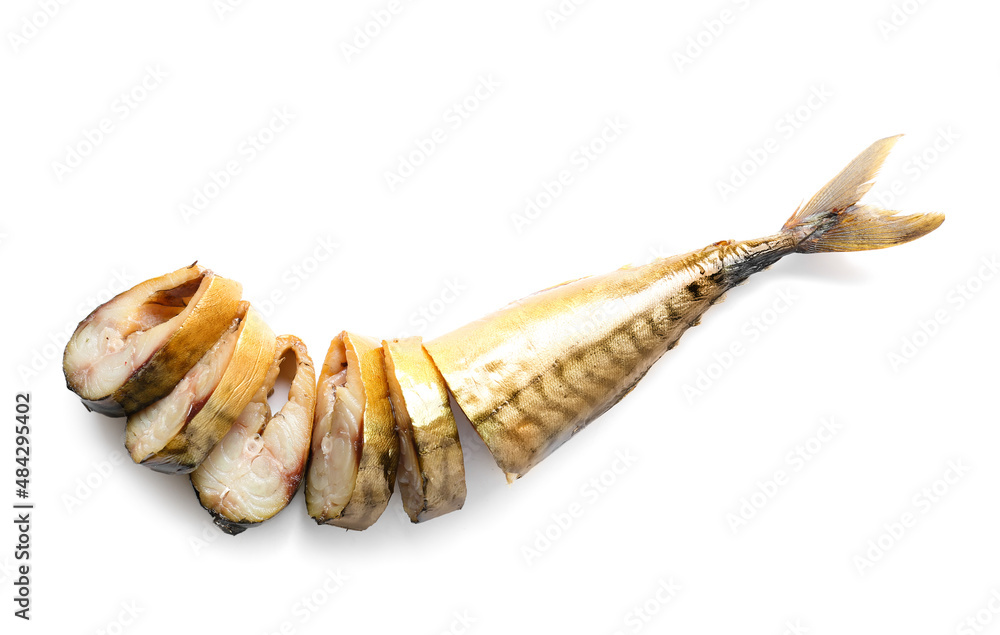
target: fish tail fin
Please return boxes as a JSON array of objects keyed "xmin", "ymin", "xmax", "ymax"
[{"xmin": 781, "ymin": 135, "xmax": 945, "ymax": 253}]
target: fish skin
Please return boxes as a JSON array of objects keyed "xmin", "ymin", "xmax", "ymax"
[
  {"xmin": 424, "ymin": 235, "xmax": 794, "ymax": 480},
  {"xmin": 112, "ymin": 273, "xmax": 243, "ymax": 416},
  {"xmin": 191, "ymin": 335, "xmax": 317, "ymax": 535},
  {"xmin": 331, "ymin": 333, "xmax": 398, "ymax": 530},
  {"xmin": 425, "ymin": 135, "xmax": 944, "ymax": 480},
  {"xmin": 383, "ymin": 337, "xmax": 467, "ymax": 523},
  {"xmin": 124, "ymin": 315, "xmax": 242, "ymax": 467},
  {"xmin": 136, "ymin": 302, "xmax": 276, "ymax": 474},
  {"xmin": 61, "ymin": 135, "xmax": 945, "ymax": 532},
  {"xmin": 63, "ymin": 263, "xmax": 242, "ymax": 416},
  {"xmin": 306, "ymin": 332, "xmax": 399, "ymax": 530}
]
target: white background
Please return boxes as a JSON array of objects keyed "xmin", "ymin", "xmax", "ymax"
[{"xmin": 2, "ymin": 1, "xmax": 998, "ymax": 633}]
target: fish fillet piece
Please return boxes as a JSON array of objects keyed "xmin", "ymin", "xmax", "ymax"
[
  {"xmin": 192, "ymin": 335, "xmax": 316, "ymax": 535},
  {"xmin": 383, "ymin": 337, "xmax": 466, "ymax": 523},
  {"xmin": 306, "ymin": 332, "xmax": 398, "ymax": 530},
  {"xmin": 63, "ymin": 263, "xmax": 242, "ymax": 416},
  {"xmin": 425, "ymin": 135, "xmax": 944, "ymax": 481},
  {"xmin": 125, "ymin": 302, "xmax": 276, "ymax": 474}
]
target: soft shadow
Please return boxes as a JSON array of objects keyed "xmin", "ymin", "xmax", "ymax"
[
  {"xmin": 450, "ymin": 392, "xmax": 511, "ymax": 511},
  {"xmin": 89, "ymin": 407, "xmax": 129, "ymax": 450},
  {"xmin": 759, "ymin": 253, "xmax": 870, "ymax": 285}
]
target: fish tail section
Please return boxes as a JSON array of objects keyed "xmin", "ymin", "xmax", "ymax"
[{"xmin": 781, "ymin": 135, "xmax": 944, "ymax": 253}]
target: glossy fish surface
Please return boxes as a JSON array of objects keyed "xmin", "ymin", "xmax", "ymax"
[
  {"xmin": 62, "ymin": 135, "xmax": 945, "ymax": 533},
  {"xmin": 192, "ymin": 335, "xmax": 316, "ymax": 534},
  {"xmin": 125, "ymin": 302, "xmax": 276, "ymax": 474},
  {"xmin": 383, "ymin": 337, "xmax": 466, "ymax": 523},
  {"xmin": 63, "ymin": 263, "xmax": 242, "ymax": 416},
  {"xmin": 425, "ymin": 135, "xmax": 944, "ymax": 480},
  {"xmin": 305, "ymin": 332, "xmax": 398, "ymax": 530}
]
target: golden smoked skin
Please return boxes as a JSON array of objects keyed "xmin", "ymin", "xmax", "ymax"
[
  {"xmin": 425, "ymin": 236, "xmax": 792, "ymax": 480},
  {"xmin": 63, "ymin": 263, "xmax": 242, "ymax": 416},
  {"xmin": 192, "ymin": 335, "xmax": 316, "ymax": 534},
  {"xmin": 307, "ymin": 332, "xmax": 398, "ymax": 530},
  {"xmin": 62, "ymin": 135, "xmax": 945, "ymax": 533},
  {"xmin": 125, "ymin": 318, "xmax": 242, "ymax": 467},
  {"xmin": 383, "ymin": 337, "xmax": 466, "ymax": 523},
  {"xmin": 425, "ymin": 135, "xmax": 943, "ymax": 480},
  {"xmin": 133, "ymin": 303, "xmax": 276, "ymax": 474}
]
